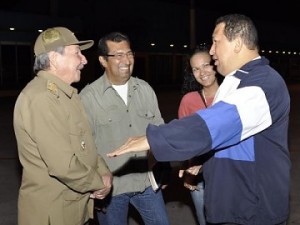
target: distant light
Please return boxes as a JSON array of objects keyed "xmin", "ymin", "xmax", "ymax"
[
  {"xmin": 150, "ymin": 43, "xmax": 155, "ymax": 46},
  {"xmin": 257, "ymin": 49, "xmax": 300, "ymax": 55},
  {"xmin": 38, "ymin": 30, "xmax": 43, "ymax": 33},
  {"xmin": 183, "ymin": 45, "xmax": 188, "ymax": 48},
  {"xmin": 170, "ymin": 44, "xmax": 174, "ymax": 47},
  {"xmin": 9, "ymin": 27, "xmax": 15, "ymax": 31}
]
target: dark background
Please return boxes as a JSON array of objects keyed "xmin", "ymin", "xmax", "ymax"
[
  {"xmin": 0, "ymin": 0, "xmax": 299, "ymax": 51},
  {"xmin": 0, "ymin": 0, "xmax": 299, "ymax": 91}
]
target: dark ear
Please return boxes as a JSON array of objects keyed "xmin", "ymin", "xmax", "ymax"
[{"xmin": 98, "ymin": 56, "xmax": 107, "ymax": 68}]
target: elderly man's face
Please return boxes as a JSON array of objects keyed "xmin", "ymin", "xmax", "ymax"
[{"xmin": 53, "ymin": 45, "xmax": 87, "ymax": 84}]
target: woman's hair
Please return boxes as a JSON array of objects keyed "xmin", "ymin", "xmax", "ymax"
[{"xmin": 181, "ymin": 45, "xmax": 211, "ymax": 96}]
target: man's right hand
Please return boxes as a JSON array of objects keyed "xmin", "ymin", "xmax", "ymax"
[
  {"xmin": 90, "ymin": 172, "xmax": 113, "ymax": 199},
  {"xmin": 107, "ymin": 135, "xmax": 150, "ymax": 157}
]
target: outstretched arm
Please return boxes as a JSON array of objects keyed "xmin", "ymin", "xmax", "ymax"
[{"xmin": 107, "ymin": 135, "xmax": 150, "ymax": 157}]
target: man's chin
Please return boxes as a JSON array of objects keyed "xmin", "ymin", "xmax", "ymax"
[
  {"xmin": 73, "ymin": 73, "xmax": 81, "ymax": 83},
  {"xmin": 121, "ymin": 72, "xmax": 131, "ymax": 79}
]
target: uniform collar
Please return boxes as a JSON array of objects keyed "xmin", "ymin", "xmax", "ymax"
[{"xmin": 37, "ymin": 70, "xmax": 77, "ymax": 98}]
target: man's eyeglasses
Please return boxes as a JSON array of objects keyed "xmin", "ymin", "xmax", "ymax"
[{"xmin": 106, "ymin": 52, "xmax": 135, "ymax": 60}]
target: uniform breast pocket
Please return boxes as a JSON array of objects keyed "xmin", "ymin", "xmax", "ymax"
[
  {"xmin": 95, "ymin": 110, "xmax": 125, "ymax": 138},
  {"xmin": 96, "ymin": 110, "xmax": 123, "ymax": 126},
  {"xmin": 136, "ymin": 109, "xmax": 156, "ymax": 121},
  {"xmin": 69, "ymin": 122, "xmax": 88, "ymax": 155}
]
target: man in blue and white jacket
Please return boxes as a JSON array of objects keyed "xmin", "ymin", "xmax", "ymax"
[{"xmin": 107, "ymin": 14, "xmax": 291, "ymax": 225}]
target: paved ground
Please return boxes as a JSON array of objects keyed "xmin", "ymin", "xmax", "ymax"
[{"xmin": 0, "ymin": 84, "xmax": 299, "ymax": 225}]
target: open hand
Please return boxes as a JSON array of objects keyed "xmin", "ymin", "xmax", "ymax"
[{"xmin": 107, "ymin": 135, "xmax": 149, "ymax": 157}]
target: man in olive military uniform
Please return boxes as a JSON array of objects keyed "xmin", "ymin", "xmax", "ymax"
[{"xmin": 13, "ymin": 27, "xmax": 112, "ymax": 225}]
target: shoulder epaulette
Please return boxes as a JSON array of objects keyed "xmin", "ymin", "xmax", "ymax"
[{"xmin": 47, "ymin": 80, "xmax": 59, "ymax": 97}]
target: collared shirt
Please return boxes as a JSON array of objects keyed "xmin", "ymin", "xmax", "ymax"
[
  {"xmin": 14, "ymin": 71, "xmax": 110, "ymax": 225},
  {"xmin": 80, "ymin": 73, "xmax": 164, "ymax": 195}
]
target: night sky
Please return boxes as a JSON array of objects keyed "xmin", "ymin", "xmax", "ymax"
[{"xmin": 0, "ymin": 0, "xmax": 299, "ymax": 51}]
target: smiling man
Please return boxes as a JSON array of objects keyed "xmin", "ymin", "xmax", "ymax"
[
  {"xmin": 80, "ymin": 32, "xmax": 171, "ymax": 225},
  {"xmin": 107, "ymin": 14, "xmax": 291, "ymax": 225},
  {"xmin": 13, "ymin": 27, "xmax": 112, "ymax": 225}
]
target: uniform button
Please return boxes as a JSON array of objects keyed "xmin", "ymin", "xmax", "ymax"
[{"xmin": 129, "ymin": 124, "xmax": 132, "ymax": 127}]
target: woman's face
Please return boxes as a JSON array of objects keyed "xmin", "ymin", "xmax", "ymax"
[{"xmin": 190, "ymin": 52, "xmax": 216, "ymax": 87}]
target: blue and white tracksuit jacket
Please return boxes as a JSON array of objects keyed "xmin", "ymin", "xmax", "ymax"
[{"xmin": 147, "ymin": 57, "xmax": 291, "ymax": 225}]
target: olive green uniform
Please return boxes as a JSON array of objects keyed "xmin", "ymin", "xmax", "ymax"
[{"xmin": 13, "ymin": 71, "xmax": 110, "ymax": 225}]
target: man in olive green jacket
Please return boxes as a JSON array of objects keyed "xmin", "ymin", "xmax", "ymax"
[{"xmin": 13, "ymin": 27, "xmax": 112, "ymax": 225}]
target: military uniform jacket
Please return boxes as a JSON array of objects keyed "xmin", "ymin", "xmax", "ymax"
[
  {"xmin": 13, "ymin": 71, "xmax": 110, "ymax": 225},
  {"xmin": 80, "ymin": 74, "xmax": 164, "ymax": 196}
]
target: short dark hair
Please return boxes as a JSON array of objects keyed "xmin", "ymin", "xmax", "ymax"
[
  {"xmin": 97, "ymin": 32, "xmax": 131, "ymax": 58},
  {"xmin": 216, "ymin": 14, "xmax": 259, "ymax": 50}
]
